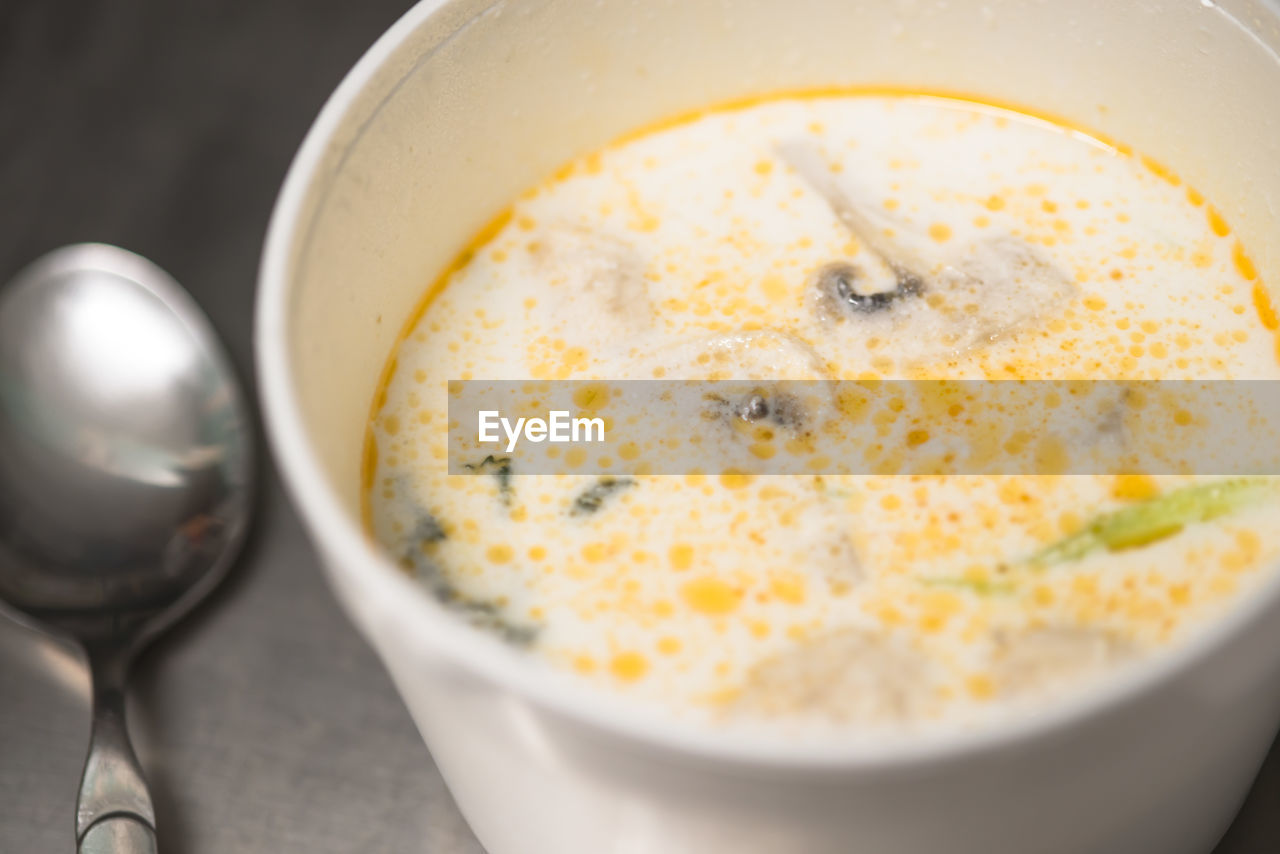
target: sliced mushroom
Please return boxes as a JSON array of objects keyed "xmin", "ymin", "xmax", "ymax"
[
  {"xmin": 812, "ymin": 260, "xmax": 923, "ymax": 319},
  {"xmin": 699, "ymin": 386, "xmax": 817, "ymax": 447},
  {"xmin": 922, "ymin": 235, "xmax": 1077, "ymax": 353},
  {"xmin": 1042, "ymin": 382, "xmax": 1131, "ymax": 465},
  {"xmin": 730, "ymin": 629, "xmax": 936, "ymax": 725},
  {"xmin": 989, "ymin": 625, "xmax": 1133, "ymax": 700},
  {"xmin": 795, "ymin": 495, "xmax": 864, "ymax": 589},
  {"xmin": 637, "ymin": 329, "xmax": 838, "ymax": 444},
  {"xmin": 531, "ymin": 224, "xmax": 654, "ymax": 350},
  {"xmin": 778, "ymin": 138, "xmax": 1076, "ymax": 364}
]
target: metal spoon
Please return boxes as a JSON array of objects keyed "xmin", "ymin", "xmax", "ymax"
[{"xmin": 0, "ymin": 244, "xmax": 254, "ymax": 853}]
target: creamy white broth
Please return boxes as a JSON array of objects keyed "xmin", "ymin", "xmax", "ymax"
[{"xmin": 365, "ymin": 93, "xmax": 1280, "ymax": 733}]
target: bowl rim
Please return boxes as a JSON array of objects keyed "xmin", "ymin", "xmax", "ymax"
[{"xmin": 257, "ymin": 0, "xmax": 1280, "ymax": 770}]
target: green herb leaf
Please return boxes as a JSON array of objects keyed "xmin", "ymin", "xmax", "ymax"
[
  {"xmin": 1028, "ymin": 477, "xmax": 1275, "ymax": 568},
  {"xmin": 464, "ymin": 454, "xmax": 513, "ymax": 504},
  {"xmin": 920, "ymin": 576, "xmax": 1016, "ymax": 595},
  {"xmin": 570, "ymin": 477, "xmax": 636, "ymax": 517},
  {"xmin": 410, "ymin": 509, "xmax": 446, "ymax": 545},
  {"xmin": 400, "ymin": 544, "xmax": 537, "ymax": 647}
]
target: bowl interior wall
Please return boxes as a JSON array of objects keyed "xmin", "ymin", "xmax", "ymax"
[{"xmin": 280, "ymin": 0, "xmax": 1280, "ymax": 514}]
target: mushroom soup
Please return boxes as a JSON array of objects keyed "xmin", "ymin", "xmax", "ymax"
[{"xmin": 362, "ymin": 92, "xmax": 1280, "ymax": 735}]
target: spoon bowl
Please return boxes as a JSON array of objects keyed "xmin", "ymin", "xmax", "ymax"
[{"xmin": 0, "ymin": 243, "xmax": 253, "ymax": 852}]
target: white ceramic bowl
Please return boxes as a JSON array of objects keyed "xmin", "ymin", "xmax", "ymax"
[{"xmin": 257, "ymin": 1, "xmax": 1280, "ymax": 851}]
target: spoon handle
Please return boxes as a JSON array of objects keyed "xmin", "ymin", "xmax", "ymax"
[
  {"xmin": 80, "ymin": 816, "xmax": 157, "ymax": 854},
  {"xmin": 77, "ymin": 646, "xmax": 157, "ymax": 852}
]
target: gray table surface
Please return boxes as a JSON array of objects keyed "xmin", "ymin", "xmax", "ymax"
[{"xmin": 1, "ymin": 1, "xmax": 1279, "ymax": 851}]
